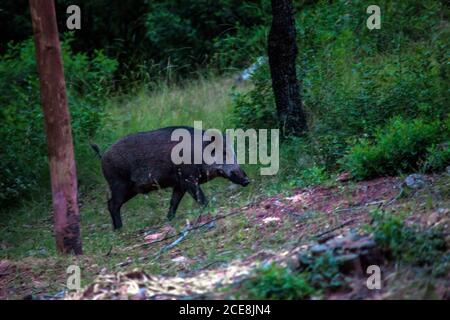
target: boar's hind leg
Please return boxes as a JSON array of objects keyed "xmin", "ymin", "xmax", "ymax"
[
  {"xmin": 108, "ymin": 181, "xmax": 136, "ymax": 230},
  {"xmin": 167, "ymin": 187, "xmax": 186, "ymax": 220}
]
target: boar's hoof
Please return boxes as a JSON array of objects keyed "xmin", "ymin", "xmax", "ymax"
[
  {"xmin": 113, "ymin": 221, "xmax": 123, "ymax": 230},
  {"xmin": 167, "ymin": 212, "xmax": 175, "ymax": 221}
]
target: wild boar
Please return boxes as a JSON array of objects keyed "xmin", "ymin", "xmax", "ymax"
[{"xmin": 92, "ymin": 126, "xmax": 249, "ymax": 229}]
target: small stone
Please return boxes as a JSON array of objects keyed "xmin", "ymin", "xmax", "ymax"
[
  {"xmin": 310, "ymin": 244, "xmax": 328, "ymax": 256},
  {"xmin": 405, "ymin": 174, "xmax": 427, "ymax": 189},
  {"xmin": 345, "ymin": 238, "xmax": 377, "ymax": 251}
]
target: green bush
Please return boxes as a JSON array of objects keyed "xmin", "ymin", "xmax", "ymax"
[
  {"xmin": 231, "ymin": 64, "xmax": 277, "ymax": 130},
  {"xmin": 142, "ymin": 0, "xmax": 271, "ymax": 76},
  {"xmin": 0, "ymin": 37, "xmax": 117, "ymax": 206},
  {"xmin": 213, "ymin": 24, "xmax": 268, "ymax": 71},
  {"xmin": 370, "ymin": 210, "xmax": 448, "ymax": 274},
  {"xmin": 230, "ymin": 0, "xmax": 448, "ymax": 169},
  {"xmin": 421, "ymin": 143, "xmax": 450, "ymax": 173},
  {"xmin": 289, "ymin": 165, "xmax": 329, "ymax": 188},
  {"xmin": 243, "ymin": 263, "xmax": 315, "ymax": 299},
  {"xmin": 340, "ymin": 117, "xmax": 449, "ymax": 179},
  {"xmin": 242, "ymin": 253, "xmax": 344, "ymax": 299}
]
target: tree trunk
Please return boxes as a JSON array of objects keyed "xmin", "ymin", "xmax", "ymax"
[
  {"xmin": 29, "ymin": 0, "xmax": 82, "ymax": 254},
  {"xmin": 268, "ymin": 0, "xmax": 307, "ymax": 136}
]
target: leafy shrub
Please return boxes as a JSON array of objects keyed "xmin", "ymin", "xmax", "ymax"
[
  {"xmin": 142, "ymin": 0, "xmax": 271, "ymax": 76},
  {"xmin": 230, "ymin": 0, "xmax": 448, "ymax": 169},
  {"xmin": 289, "ymin": 165, "xmax": 329, "ymax": 188},
  {"xmin": 299, "ymin": 251, "xmax": 344, "ymax": 290},
  {"xmin": 370, "ymin": 210, "xmax": 448, "ymax": 274},
  {"xmin": 421, "ymin": 143, "xmax": 450, "ymax": 173},
  {"xmin": 242, "ymin": 253, "xmax": 345, "ymax": 299},
  {"xmin": 213, "ymin": 24, "xmax": 268, "ymax": 71},
  {"xmin": 0, "ymin": 37, "xmax": 117, "ymax": 206},
  {"xmin": 231, "ymin": 64, "xmax": 277, "ymax": 130},
  {"xmin": 340, "ymin": 117, "xmax": 449, "ymax": 179},
  {"xmin": 243, "ymin": 263, "xmax": 315, "ymax": 299}
]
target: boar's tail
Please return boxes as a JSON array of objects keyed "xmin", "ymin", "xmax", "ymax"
[{"xmin": 90, "ymin": 143, "xmax": 102, "ymax": 159}]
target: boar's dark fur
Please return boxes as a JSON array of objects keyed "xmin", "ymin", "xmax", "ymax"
[{"xmin": 93, "ymin": 126, "xmax": 249, "ymax": 229}]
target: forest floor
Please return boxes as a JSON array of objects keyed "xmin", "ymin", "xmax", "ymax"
[{"xmin": 1, "ymin": 172, "xmax": 449, "ymax": 300}]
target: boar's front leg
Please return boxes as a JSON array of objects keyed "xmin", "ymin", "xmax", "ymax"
[
  {"xmin": 168, "ymin": 186, "xmax": 186, "ymax": 221},
  {"xmin": 187, "ymin": 184, "xmax": 208, "ymax": 207}
]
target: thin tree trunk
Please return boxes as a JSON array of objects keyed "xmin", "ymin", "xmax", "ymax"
[
  {"xmin": 29, "ymin": 0, "xmax": 82, "ymax": 254},
  {"xmin": 268, "ymin": 0, "xmax": 307, "ymax": 136}
]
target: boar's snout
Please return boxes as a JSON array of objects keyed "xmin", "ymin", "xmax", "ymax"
[
  {"xmin": 227, "ymin": 168, "xmax": 250, "ymax": 187},
  {"xmin": 240, "ymin": 176, "xmax": 250, "ymax": 186}
]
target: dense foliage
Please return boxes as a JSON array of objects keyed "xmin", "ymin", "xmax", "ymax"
[
  {"xmin": 231, "ymin": 0, "xmax": 449, "ymax": 175},
  {"xmin": 0, "ymin": 0, "xmax": 270, "ymax": 79},
  {"xmin": 370, "ymin": 210, "xmax": 448, "ymax": 275},
  {"xmin": 0, "ymin": 37, "xmax": 117, "ymax": 205}
]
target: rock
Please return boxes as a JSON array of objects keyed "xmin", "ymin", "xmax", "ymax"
[
  {"xmin": 404, "ymin": 174, "xmax": 427, "ymax": 189},
  {"xmin": 325, "ymin": 232, "xmax": 361, "ymax": 249},
  {"xmin": 310, "ymin": 244, "xmax": 328, "ymax": 256},
  {"xmin": 345, "ymin": 238, "xmax": 377, "ymax": 251},
  {"xmin": 446, "ymin": 166, "xmax": 450, "ymax": 175}
]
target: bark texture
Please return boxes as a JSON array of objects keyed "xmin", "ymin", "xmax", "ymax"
[
  {"xmin": 29, "ymin": 0, "xmax": 82, "ymax": 254},
  {"xmin": 268, "ymin": 0, "xmax": 307, "ymax": 136}
]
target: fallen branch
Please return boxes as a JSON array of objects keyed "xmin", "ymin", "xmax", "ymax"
[
  {"xmin": 333, "ymin": 201, "xmax": 386, "ymax": 214},
  {"xmin": 314, "ymin": 219, "xmax": 355, "ymax": 238},
  {"xmin": 381, "ymin": 184, "xmax": 405, "ymax": 208},
  {"xmin": 160, "ymin": 221, "xmax": 191, "ymax": 253},
  {"xmin": 198, "ymin": 260, "xmax": 227, "ymax": 271}
]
